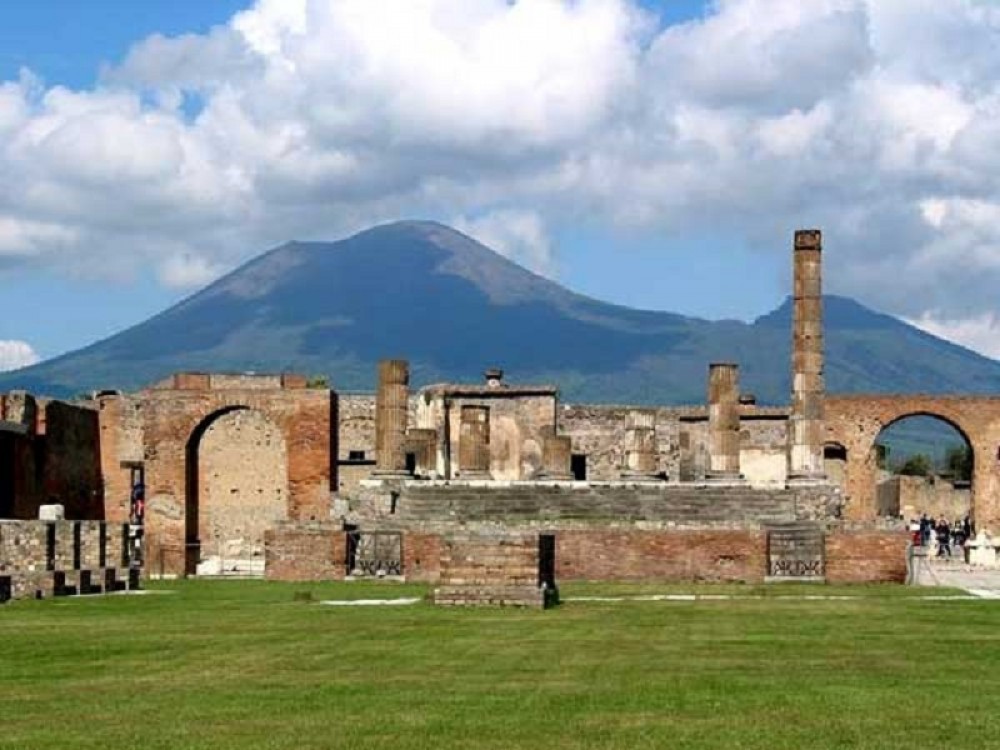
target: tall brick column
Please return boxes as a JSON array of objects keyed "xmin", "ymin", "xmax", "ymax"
[
  {"xmin": 621, "ymin": 410, "xmax": 659, "ymax": 480},
  {"xmin": 375, "ymin": 359, "xmax": 410, "ymax": 476},
  {"xmin": 788, "ymin": 229, "xmax": 826, "ymax": 483},
  {"xmin": 459, "ymin": 405, "xmax": 491, "ymax": 479},
  {"xmin": 540, "ymin": 431, "xmax": 573, "ymax": 480},
  {"xmin": 707, "ymin": 363, "xmax": 742, "ymax": 481}
]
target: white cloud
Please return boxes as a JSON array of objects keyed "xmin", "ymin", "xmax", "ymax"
[
  {"xmin": 908, "ymin": 312, "xmax": 1000, "ymax": 360},
  {"xmin": 452, "ymin": 210, "xmax": 554, "ymax": 276},
  {"xmin": 0, "ymin": 340, "xmax": 40, "ymax": 372},
  {"xmin": 0, "ymin": 0, "xmax": 998, "ymax": 345},
  {"xmin": 158, "ymin": 253, "xmax": 226, "ymax": 289}
]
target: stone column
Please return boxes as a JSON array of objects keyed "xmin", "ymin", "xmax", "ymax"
[
  {"xmin": 459, "ymin": 405, "xmax": 491, "ymax": 479},
  {"xmin": 707, "ymin": 363, "xmax": 742, "ymax": 481},
  {"xmin": 375, "ymin": 359, "xmax": 410, "ymax": 476},
  {"xmin": 406, "ymin": 428, "xmax": 438, "ymax": 479},
  {"xmin": 788, "ymin": 229, "xmax": 827, "ymax": 483},
  {"xmin": 540, "ymin": 431, "xmax": 573, "ymax": 480},
  {"xmin": 621, "ymin": 409, "xmax": 659, "ymax": 480}
]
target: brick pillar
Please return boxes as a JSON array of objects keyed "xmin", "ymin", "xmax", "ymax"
[
  {"xmin": 407, "ymin": 428, "xmax": 438, "ymax": 478},
  {"xmin": 375, "ymin": 359, "xmax": 410, "ymax": 476},
  {"xmin": 788, "ymin": 229, "xmax": 827, "ymax": 483},
  {"xmin": 1, "ymin": 391, "xmax": 37, "ymax": 435},
  {"xmin": 707, "ymin": 363, "xmax": 742, "ymax": 481},
  {"xmin": 459, "ymin": 405, "xmax": 491, "ymax": 479},
  {"xmin": 540, "ymin": 431, "xmax": 573, "ymax": 480},
  {"xmin": 621, "ymin": 409, "xmax": 660, "ymax": 480}
]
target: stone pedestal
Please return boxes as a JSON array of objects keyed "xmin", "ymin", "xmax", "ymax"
[
  {"xmin": 374, "ymin": 359, "xmax": 410, "ymax": 477},
  {"xmin": 788, "ymin": 229, "xmax": 827, "ymax": 484},
  {"xmin": 966, "ymin": 531, "xmax": 998, "ymax": 567},
  {"xmin": 458, "ymin": 405, "xmax": 491, "ymax": 479}
]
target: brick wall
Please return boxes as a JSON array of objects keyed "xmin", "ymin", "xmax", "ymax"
[
  {"xmin": 403, "ymin": 532, "xmax": 441, "ymax": 583},
  {"xmin": 264, "ymin": 523, "xmax": 346, "ymax": 581},
  {"xmin": 556, "ymin": 529, "xmax": 767, "ymax": 582},
  {"xmin": 434, "ymin": 532, "xmax": 545, "ymax": 607},
  {"xmin": 825, "ymin": 530, "xmax": 909, "ymax": 583}
]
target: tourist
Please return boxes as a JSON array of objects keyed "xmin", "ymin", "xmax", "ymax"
[{"xmin": 936, "ymin": 518, "xmax": 951, "ymax": 557}]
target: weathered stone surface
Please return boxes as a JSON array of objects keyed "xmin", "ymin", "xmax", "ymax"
[
  {"xmin": 458, "ymin": 405, "xmax": 491, "ymax": 478},
  {"xmin": 788, "ymin": 228, "xmax": 826, "ymax": 481},
  {"xmin": 375, "ymin": 359, "xmax": 409, "ymax": 474},
  {"xmin": 708, "ymin": 363, "xmax": 741, "ymax": 479},
  {"xmin": 825, "ymin": 395, "xmax": 1000, "ymax": 528},
  {"xmin": 0, "ymin": 519, "xmax": 132, "ymax": 601}
]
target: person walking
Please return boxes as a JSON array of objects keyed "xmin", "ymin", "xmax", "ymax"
[{"xmin": 936, "ymin": 518, "xmax": 951, "ymax": 557}]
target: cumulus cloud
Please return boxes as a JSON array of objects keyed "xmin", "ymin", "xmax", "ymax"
[
  {"xmin": 0, "ymin": 340, "xmax": 40, "ymax": 372},
  {"xmin": 452, "ymin": 210, "xmax": 554, "ymax": 276},
  {"xmin": 1, "ymin": 0, "xmax": 1000, "ymax": 356}
]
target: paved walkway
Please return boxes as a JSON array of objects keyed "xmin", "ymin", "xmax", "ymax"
[{"xmin": 913, "ymin": 554, "xmax": 1000, "ymax": 597}]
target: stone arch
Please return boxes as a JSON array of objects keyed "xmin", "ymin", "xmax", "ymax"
[
  {"xmin": 184, "ymin": 406, "xmax": 289, "ymax": 575},
  {"xmin": 825, "ymin": 396, "xmax": 1000, "ymax": 527}
]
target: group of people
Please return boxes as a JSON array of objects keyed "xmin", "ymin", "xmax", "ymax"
[{"xmin": 908, "ymin": 514, "xmax": 973, "ymax": 557}]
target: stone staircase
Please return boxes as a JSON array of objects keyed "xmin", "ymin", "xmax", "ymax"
[{"xmin": 388, "ymin": 483, "xmax": 833, "ymax": 526}]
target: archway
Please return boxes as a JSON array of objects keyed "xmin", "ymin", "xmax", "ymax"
[
  {"xmin": 872, "ymin": 414, "xmax": 973, "ymax": 524},
  {"xmin": 185, "ymin": 407, "xmax": 289, "ymax": 575}
]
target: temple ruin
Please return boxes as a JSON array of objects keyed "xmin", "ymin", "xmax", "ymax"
[{"xmin": 5, "ymin": 228, "xmax": 1000, "ymax": 604}]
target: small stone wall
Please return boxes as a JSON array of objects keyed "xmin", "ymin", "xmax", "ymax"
[
  {"xmin": 0, "ymin": 520, "xmax": 134, "ymax": 602},
  {"xmin": 264, "ymin": 523, "xmax": 346, "ymax": 581},
  {"xmin": 433, "ymin": 532, "xmax": 548, "ymax": 607}
]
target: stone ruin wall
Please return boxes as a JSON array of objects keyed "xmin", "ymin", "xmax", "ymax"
[
  {"xmin": 0, "ymin": 519, "xmax": 134, "ymax": 601},
  {"xmin": 96, "ymin": 392, "xmax": 145, "ymax": 524},
  {"xmin": 198, "ymin": 409, "xmax": 289, "ymax": 562},
  {"xmin": 1, "ymin": 394, "xmax": 103, "ymax": 521},
  {"xmin": 332, "ymin": 395, "xmax": 791, "ymax": 497}
]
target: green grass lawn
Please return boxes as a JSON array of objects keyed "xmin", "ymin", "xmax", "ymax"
[{"xmin": 1, "ymin": 579, "xmax": 997, "ymax": 749}]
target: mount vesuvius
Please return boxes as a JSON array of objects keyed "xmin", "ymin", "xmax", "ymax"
[{"xmin": 3, "ymin": 220, "xmax": 1000, "ymax": 403}]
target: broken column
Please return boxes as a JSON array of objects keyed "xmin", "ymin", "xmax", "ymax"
[
  {"xmin": 788, "ymin": 229, "xmax": 826, "ymax": 482},
  {"xmin": 375, "ymin": 359, "xmax": 410, "ymax": 476},
  {"xmin": 707, "ymin": 363, "xmax": 742, "ymax": 481},
  {"xmin": 459, "ymin": 405, "xmax": 491, "ymax": 479},
  {"xmin": 621, "ymin": 409, "xmax": 659, "ymax": 480},
  {"xmin": 540, "ymin": 430, "xmax": 573, "ymax": 480},
  {"xmin": 406, "ymin": 428, "xmax": 438, "ymax": 478}
]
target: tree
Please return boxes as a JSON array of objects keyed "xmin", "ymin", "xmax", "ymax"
[
  {"xmin": 944, "ymin": 444, "xmax": 973, "ymax": 482},
  {"xmin": 897, "ymin": 453, "xmax": 932, "ymax": 477}
]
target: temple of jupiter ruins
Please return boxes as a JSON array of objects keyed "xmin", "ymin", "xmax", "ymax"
[{"xmin": 11, "ymin": 227, "xmax": 1000, "ymax": 603}]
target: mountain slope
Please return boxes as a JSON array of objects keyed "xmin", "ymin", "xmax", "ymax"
[{"xmin": 3, "ymin": 220, "xmax": 1000, "ymax": 404}]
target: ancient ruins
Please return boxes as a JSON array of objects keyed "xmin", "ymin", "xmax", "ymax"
[{"xmin": 5, "ymin": 229, "xmax": 1000, "ymax": 605}]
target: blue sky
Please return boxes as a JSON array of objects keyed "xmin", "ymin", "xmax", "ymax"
[{"xmin": 1, "ymin": 0, "xmax": 999, "ymax": 368}]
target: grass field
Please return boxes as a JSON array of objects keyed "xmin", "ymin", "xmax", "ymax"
[{"xmin": 1, "ymin": 579, "xmax": 998, "ymax": 749}]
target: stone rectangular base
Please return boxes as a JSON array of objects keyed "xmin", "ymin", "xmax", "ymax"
[{"xmin": 433, "ymin": 585, "xmax": 548, "ymax": 608}]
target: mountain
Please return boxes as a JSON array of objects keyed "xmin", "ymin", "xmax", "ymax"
[{"xmin": 3, "ymin": 220, "xmax": 1000, "ymax": 404}]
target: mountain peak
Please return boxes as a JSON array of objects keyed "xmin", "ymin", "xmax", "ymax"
[{"xmin": 3, "ymin": 222, "xmax": 1000, "ymax": 402}]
